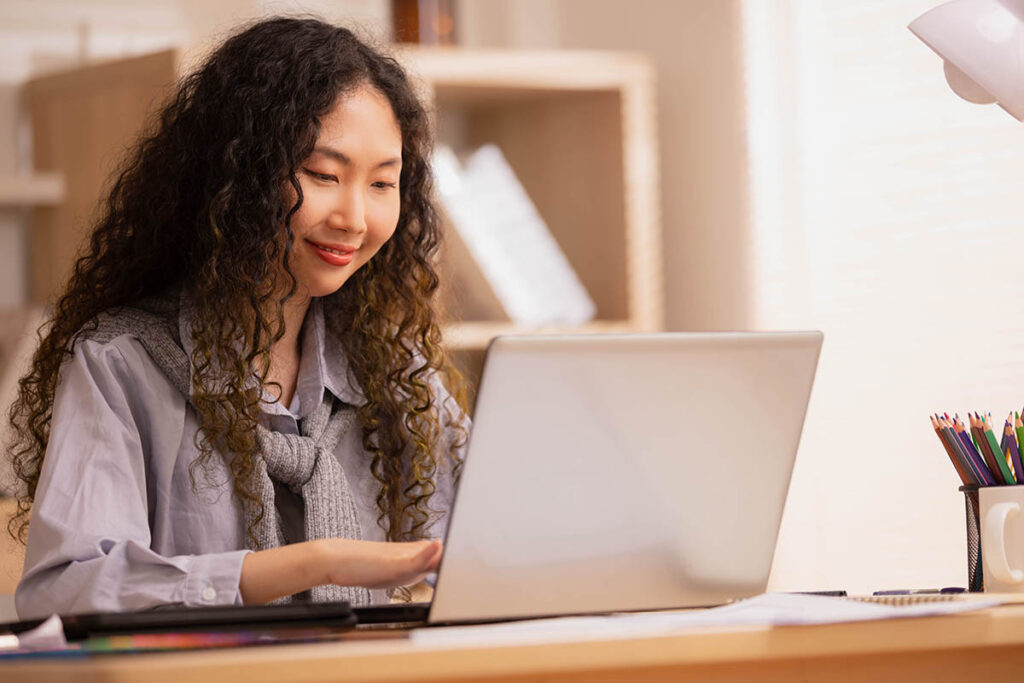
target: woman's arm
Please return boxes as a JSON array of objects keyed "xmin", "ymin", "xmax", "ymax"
[
  {"xmin": 239, "ymin": 538, "xmax": 442, "ymax": 604},
  {"xmin": 16, "ymin": 339, "xmax": 253, "ymax": 620}
]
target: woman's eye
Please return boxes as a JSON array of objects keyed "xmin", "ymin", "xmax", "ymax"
[
  {"xmin": 304, "ymin": 168, "xmax": 337, "ymax": 183},
  {"xmin": 372, "ymin": 181, "xmax": 398, "ymax": 190}
]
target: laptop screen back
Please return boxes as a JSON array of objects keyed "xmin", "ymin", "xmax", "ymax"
[{"xmin": 429, "ymin": 332, "xmax": 822, "ymax": 623}]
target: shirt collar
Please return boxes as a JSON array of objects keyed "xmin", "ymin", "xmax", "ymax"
[
  {"xmin": 302, "ymin": 298, "xmax": 367, "ymax": 409},
  {"xmin": 177, "ymin": 293, "xmax": 366, "ymax": 417}
]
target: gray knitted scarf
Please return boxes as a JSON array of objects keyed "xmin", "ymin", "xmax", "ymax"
[{"xmin": 87, "ymin": 294, "xmax": 371, "ymax": 605}]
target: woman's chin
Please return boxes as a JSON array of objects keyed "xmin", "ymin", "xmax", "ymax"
[{"xmin": 302, "ymin": 278, "xmax": 351, "ymax": 299}]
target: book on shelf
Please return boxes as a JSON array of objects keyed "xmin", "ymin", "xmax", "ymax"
[{"xmin": 432, "ymin": 144, "xmax": 596, "ymax": 327}]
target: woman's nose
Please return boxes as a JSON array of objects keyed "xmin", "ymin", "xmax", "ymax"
[{"xmin": 328, "ymin": 187, "xmax": 367, "ymax": 234}]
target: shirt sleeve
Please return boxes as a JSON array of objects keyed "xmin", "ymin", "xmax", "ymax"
[{"xmin": 15, "ymin": 337, "xmax": 249, "ymax": 620}]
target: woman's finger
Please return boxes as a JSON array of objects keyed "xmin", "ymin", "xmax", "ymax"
[{"xmin": 417, "ymin": 539, "xmax": 443, "ymax": 571}]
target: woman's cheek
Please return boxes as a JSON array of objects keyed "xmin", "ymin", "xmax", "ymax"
[{"xmin": 371, "ymin": 202, "xmax": 401, "ymax": 246}]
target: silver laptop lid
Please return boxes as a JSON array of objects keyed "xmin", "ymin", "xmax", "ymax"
[{"xmin": 429, "ymin": 331, "xmax": 822, "ymax": 623}]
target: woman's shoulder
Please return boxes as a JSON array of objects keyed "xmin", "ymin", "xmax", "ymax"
[
  {"xmin": 54, "ymin": 330, "xmax": 187, "ymax": 450},
  {"xmin": 69, "ymin": 331, "xmax": 175, "ymax": 394},
  {"xmin": 71, "ymin": 290, "xmax": 191, "ymax": 393},
  {"xmin": 81, "ymin": 292, "xmax": 181, "ymax": 347},
  {"xmin": 68, "ymin": 292, "xmax": 187, "ymax": 394},
  {"xmin": 73, "ymin": 328, "xmax": 156, "ymax": 362}
]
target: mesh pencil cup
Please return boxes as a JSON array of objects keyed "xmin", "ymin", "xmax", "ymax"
[{"xmin": 959, "ymin": 485, "xmax": 983, "ymax": 592}]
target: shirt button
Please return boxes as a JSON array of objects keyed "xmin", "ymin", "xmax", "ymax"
[{"xmin": 201, "ymin": 586, "xmax": 217, "ymax": 602}]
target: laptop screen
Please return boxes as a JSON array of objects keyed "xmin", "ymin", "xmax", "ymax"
[{"xmin": 430, "ymin": 331, "xmax": 822, "ymax": 623}]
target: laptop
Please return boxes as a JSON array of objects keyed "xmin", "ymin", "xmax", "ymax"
[{"xmin": 359, "ymin": 330, "xmax": 822, "ymax": 625}]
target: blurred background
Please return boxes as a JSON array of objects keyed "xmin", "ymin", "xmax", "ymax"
[{"xmin": 1, "ymin": 0, "xmax": 1023, "ymax": 599}]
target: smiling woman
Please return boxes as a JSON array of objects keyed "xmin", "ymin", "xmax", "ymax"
[{"xmin": 6, "ymin": 17, "xmax": 469, "ymax": 619}]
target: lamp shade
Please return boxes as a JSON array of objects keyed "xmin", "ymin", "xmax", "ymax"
[{"xmin": 909, "ymin": 0, "xmax": 1024, "ymax": 120}]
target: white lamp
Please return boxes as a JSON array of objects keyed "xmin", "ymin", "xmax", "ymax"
[{"xmin": 909, "ymin": 0, "xmax": 1024, "ymax": 120}]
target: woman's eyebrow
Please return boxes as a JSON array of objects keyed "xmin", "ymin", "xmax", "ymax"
[{"xmin": 313, "ymin": 145, "xmax": 401, "ymax": 169}]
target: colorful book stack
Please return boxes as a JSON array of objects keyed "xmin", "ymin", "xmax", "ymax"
[{"xmin": 930, "ymin": 412, "xmax": 1024, "ymax": 486}]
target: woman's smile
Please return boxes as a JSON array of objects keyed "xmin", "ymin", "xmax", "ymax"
[{"xmin": 307, "ymin": 238, "xmax": 357, "ymax": 266}]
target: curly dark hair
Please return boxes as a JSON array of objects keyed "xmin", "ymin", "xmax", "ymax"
[{"xmin": 7, "ymin": 16, "xmax": 467, "ymax": 545}]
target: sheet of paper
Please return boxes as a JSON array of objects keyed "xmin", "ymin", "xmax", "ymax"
[
  {"xmin": 0, "ymin": 614, "xmax": 68, "ymax": 653},
  {"xmin": 410, "ymin": 592, "xmax": 1002, "ymax": 648}
]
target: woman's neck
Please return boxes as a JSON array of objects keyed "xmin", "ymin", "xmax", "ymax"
[
  {"xmin": 277, "ymin": 295, "xmax": 311, "ymax": 353},
  {"xmin": 266, "ymin": 294, "xmax": 311, "ymax": 409}
]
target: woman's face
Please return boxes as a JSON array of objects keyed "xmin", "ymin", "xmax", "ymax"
[{"xmin": 285, "ymin": 83, "xmax": 403, "ymax": 299}]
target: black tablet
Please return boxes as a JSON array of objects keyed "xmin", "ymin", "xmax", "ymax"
[
  {"xmin": 1, "ymin": 601, "xmax": 355, "ymax": 640},
  {"xmin": 351, "ymin": 601, "xmax": 430, "ymax": 625}
]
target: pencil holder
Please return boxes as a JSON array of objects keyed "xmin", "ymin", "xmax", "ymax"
[{"xmin": 960, "ymin": 485, "xmax": 983, "ymax": 592}]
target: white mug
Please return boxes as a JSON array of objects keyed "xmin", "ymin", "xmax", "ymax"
[{"xmin": 980, "ymin": 485, "xmax": 1024, "ymax": 592}]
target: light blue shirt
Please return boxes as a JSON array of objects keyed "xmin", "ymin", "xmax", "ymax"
[{"xmin": 15, "ymin": 299, "xmax": 463, "ymax": 619}]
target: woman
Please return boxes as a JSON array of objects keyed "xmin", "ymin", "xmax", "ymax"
[{"xmin": 8, "ymin": 17, "xmax": 468, "ymax": 619}]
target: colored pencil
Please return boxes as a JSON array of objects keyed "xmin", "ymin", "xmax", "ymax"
[
  {"xmin": 952, "ymin": 414, "xmax": 995, "ymax": 484},
  {"xmin": 1006, "ymin": 416, "xmax": 1024, "ymax": 485},
  {"xmin": 1000, "ymin": 428, "xmax": 1011, "ymax": 481},
  {"xmin": 972, "ymin": 414, "xmax": 1006, "ymax": 484},
  {"xmin": 984, "ymin": 413, "xmax": 1015, "ymax": 483},
  {"xmin": 1014, "ymin": 412, "xmax": 1024, "ymax": 474},
  {"xmin": 930, "ymin": 408, "xmax": 1024, "ymax": 486},
  {"xmin": 932, "ymin": 416, "xmax": 972, "ymax": 485},
  {"xmin": 940, "ymin": 415, "xmax": 978, "ymax": 484},
  {"xmin": 954, "ymin": 415, "xmax": 997, "ymax": 485}
]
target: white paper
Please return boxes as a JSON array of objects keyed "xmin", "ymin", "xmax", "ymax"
[
  {"xmin": 433, "ymin": 145, "xmax": 596, "ymax": 327},
  {"xmin": 7, "ymin": 614, "xmax": 68, "ymax": 652},
  {"xmin": 613, "ymin": 592, "xmax": 1000, "ymax": 628},
  {"xmin": 411, "ymin": 592, "xmax": 1001, "ymax": 648}
]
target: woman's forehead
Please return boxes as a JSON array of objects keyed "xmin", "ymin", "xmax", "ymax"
[{"xmin": 314, "ymin": 85, "xmax": 402, "ymax": 162}]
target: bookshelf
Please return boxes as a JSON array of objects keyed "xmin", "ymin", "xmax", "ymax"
[
  {"xmin": 23, "ymin": 46, "xmax": 662, "ymax": 384},
  {"xmin": 399, "ymin": 48, "xmax": 663, "ymax": 351}
]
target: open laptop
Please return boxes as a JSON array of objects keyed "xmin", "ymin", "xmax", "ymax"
[{"xmin": 358, "ymin": 330, "xmax": 823, "ymax": 625}]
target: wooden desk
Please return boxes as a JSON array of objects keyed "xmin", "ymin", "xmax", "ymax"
[{"xmin": 5, "ymin": 604, "xmax": 1024, "ymax": 683}]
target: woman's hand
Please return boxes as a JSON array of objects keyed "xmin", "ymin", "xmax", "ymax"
[
  {"xmin": 319, "ymin": 538, "xmax": 443, "ymax": 589},
  {"xmin": 240, "ymin": 538, "xmax": 443, "ymax": 605}
]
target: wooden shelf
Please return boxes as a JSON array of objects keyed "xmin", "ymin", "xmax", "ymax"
[
  {"xmin": 395, "ymin": 47, "xmax": 654, "ymax": 91},
  {"xmin": 0, "ymin": 173, "xmax": 64, "ymax": 207}
]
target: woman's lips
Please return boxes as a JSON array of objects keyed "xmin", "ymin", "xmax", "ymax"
[{"xmin": 307, "ymin": 239, "xmax": 356, "ymax": 266}]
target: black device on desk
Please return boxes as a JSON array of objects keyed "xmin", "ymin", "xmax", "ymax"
[
  {"xmin": 2, "ymin": 601, "xmax": 356, "ymax": 640},
  {"xmin": 351, "ymin": 602, "xmax": 429, "ymax": 625}
]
